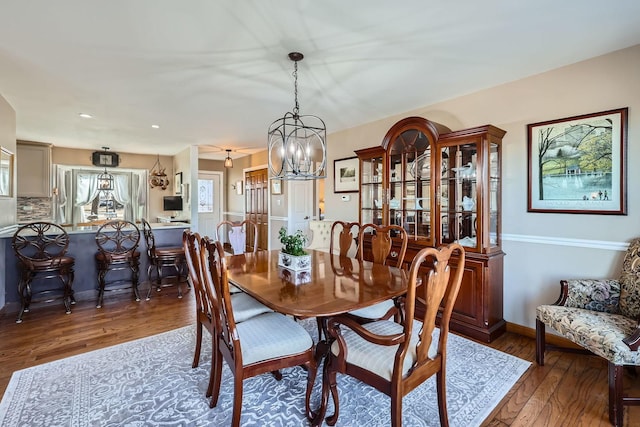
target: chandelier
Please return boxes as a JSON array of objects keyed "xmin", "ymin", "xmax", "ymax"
[
  {"xmin": 149, "ymin": 154, "xmax": 169, "ymax": 190},
  {"xmin": 268, "ymin": 52, "xmax": 326, "ymax": 180}
]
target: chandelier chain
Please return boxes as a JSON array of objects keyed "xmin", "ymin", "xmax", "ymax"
[{"xmin": 293, "ymin": 60, "xmax": 299, "ymax": 116}]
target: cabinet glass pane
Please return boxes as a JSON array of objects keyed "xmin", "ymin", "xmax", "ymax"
[
  {"xmin": 489, "ymin": 142, "xmax": 499, "ymax": 245},
  {"xmin": 362, "ymin": 156, "xmax": 383, "ymax": 184},
  {"xmin": 440, "ymin": 143, "xmax": 478, "ymax": 248}
]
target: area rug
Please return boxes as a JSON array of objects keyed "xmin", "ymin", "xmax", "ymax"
[{"xmin": 0, "ymin": 320, "xmax": 530, "ymax": 426}]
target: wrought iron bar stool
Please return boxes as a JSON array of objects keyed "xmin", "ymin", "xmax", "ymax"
[
  {"xmin": 94, "ymin": 220, "xmax": 141, "ymax": 308},
  {"xmin": 12, "ymin": 222, "xmax": 75, "ymax": 323}
]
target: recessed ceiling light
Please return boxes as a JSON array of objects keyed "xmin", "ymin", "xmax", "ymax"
[
  {"xmin": 151, "ymin": 124, "xmax": 160, "ymax": 129},
  {"xmin": 78, "ymin": 113, "xmax": 93, "ymax": 119}
]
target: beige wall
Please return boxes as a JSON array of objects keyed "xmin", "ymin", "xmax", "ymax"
[
  {"xmin": 323, "ymin": 44, "xmax": 640, "ymax": 328},
  {"xmin": 52, "ymin": 146, "xmax": 174, "ymax": 221}
]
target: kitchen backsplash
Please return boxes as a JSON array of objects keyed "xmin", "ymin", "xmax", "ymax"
[{"xmin": 17, "ymin": 197, "xmax": 52, "ymax": 222}]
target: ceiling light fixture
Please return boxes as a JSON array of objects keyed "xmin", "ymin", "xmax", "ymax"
[
  {"xmin": 96, "ymin": 147, "xmax": 114, "ymax": 193},
  {"xmin": 224, "ymin": 149, "xmax": 233, "ymax": 168},
  {"xmin": 79, "ymin": 113, "xmax": 93, "ymax": 119},
  {"xmin": 151, "ymin": 124, "xmax": 160, "ymax": 129},
  {"xmin": 268, "ymin": 52, "xmax": 326, "ymax": 180},
  {"xmin": 149, "ymin": 154, "xmax": 169, "ymax": 190}
]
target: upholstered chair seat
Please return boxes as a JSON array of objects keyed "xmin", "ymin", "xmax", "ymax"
[
  {"xmin": 236, "ymin": 311, "xmax": 314, "ymax": 365},
  {"xmin": 347, "ymin": 299, "xmax": 396, "ymax": 321},
  {"xmin": 230, "ymin": 292, "xmax": 273, "ymax": 323},
  {"xmin": 536, "ymin": 238, "xmax": 640, "ymax": 426}
]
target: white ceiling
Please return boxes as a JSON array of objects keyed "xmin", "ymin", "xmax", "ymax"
[{"xmin": 1, "ymin": 1, "xmax": 639, "ymax": 161}]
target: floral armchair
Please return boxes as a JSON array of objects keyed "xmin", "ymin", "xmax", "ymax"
[{"xmin": 536, "ymin": 238, "xmax": 640, "ymax": 427}]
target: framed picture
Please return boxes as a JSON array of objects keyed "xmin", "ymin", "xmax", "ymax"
[
  {"xmin": 334, "ymin": 156, "xmax": 359, "ymax": 193},
  {"xmin": 271, "ymin": 179, "xmax": 282, "ymax": 195},
  {"xmin": 174, "ymin": 172, "xmax": 182, "ymax": 195},
  {"xmin": 235, "ymin": 180, "xmax": 243, "ymax": 195},
  {"xmin": 0, "ymin": 147, "xmax": 14, "ymax": 197},
  {"xmin": 527, "ymin": 107, "xmax": 627, "ymax": 215}
]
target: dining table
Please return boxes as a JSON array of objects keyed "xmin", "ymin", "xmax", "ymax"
[{"xmin": 225, "ymin": 248, "xmax": 409, "ymax": 426}]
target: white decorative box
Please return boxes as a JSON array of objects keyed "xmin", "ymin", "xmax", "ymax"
[
  {"xmin": 278, "ymin": 267, "xmax": 311, "ymax": 285},
  {"xmin": 278, "ymin": 252, "xmax": 311, "ymax": 271}
]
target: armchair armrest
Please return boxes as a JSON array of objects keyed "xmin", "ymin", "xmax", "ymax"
[
  {"xmin": 558, "ymin": 279, "xmax": 620, "ymax": 313},
  {"xmin": 327, "ymin": 315, "xmax": 405, "ymax": 347}
]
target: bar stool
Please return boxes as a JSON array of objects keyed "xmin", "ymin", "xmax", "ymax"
[
  {"xmin": 12, "ymin": 222, "xmax": 75, "ymax": 323},
  {"xmin": 94, "ymin": 220, "xmax": 141, "ymax": 308},
  {"xmin": 141, "ymin": 218, "xmax": 188, "ymax": 299}
]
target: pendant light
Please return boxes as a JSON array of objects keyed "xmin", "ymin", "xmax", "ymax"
[
  {"xmin": 149, "ymin": 154, "xmax": 169, "ymax": 190},
  {"xmin": 96, "ymin": 147, "xmax": 114, "ymax": 193},
  {"xmin": 224, "ymin": 149, "xmax": 233, "ymax": 168},
  {"xmin": 268, "ymin": 52, "xmax": 326, "ymax": 180}
]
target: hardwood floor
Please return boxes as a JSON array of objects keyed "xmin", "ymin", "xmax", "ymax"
[{"xmin": 1, "ymin": 290, "xmax": 639, "ymax": 426}]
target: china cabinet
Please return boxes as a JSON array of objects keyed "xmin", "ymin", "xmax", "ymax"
[{"xmin": 355, "ymin": 117, "xmax": 506, "ymax": 341}]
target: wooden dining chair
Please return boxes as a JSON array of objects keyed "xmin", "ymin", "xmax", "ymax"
[
  {"xmin": 200, "ymin": 238, "xmax": 317, "ymax": 426},
  {"xmin": 329, "ymin": 221, "xmax": 360, "ymax": 257},
  {"xmin": 183, "ymin": 231, "xmax": 273, "ymax": 402},
  {"xmin": 216, "ymin": 219, "xmax": 258, "ymax": 255},
  {"xmin": 325, "ymin": 243, "xmax": 465, "ymax": 427},
  {"xmin": 348, "ymin": 223, "xmax": 408, "ymax": 322}
]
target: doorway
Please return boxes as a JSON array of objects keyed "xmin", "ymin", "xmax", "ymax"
[
  {"xmin": 197, "ymin": 171, "xmax": 223, "ymax": 239},
  {"xmin": 244, "ymin": 168, "xmax": 268, "ymax": 250}
]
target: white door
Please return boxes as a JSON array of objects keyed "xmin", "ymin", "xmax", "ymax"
[
  {"xmin": 287, "ymin": 180, "xmax": 314, "ymax": 240},
  {"xmin": 197, "ymin": 171, "xmax": 223, "ymax": 240}
]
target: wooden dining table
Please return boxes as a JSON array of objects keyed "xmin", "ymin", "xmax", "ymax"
[{"xmin": 225, "ymin": 249, "xmax": 409, "ymax": 426}]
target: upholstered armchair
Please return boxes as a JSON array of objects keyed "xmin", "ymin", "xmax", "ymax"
[{"xmin": 536, "ymin": 237, "xmax": 640, "ymax": 427}]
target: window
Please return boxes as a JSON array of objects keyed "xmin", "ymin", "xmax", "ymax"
[{"xmin": 54, "ymin": 165, "xmax": 147, "ymax": 225}]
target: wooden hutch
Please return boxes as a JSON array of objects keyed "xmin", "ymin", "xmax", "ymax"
[{"xmin": 355, "ymin": 116, "xmax": 506, "ymax": 342}]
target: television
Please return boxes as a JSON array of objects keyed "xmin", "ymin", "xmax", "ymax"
[{"xmin": 163, "ymin": 196, "xmax": 183, "ymax": 211}]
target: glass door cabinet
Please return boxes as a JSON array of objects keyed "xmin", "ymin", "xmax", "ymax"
[{"xmin": 355, "ymin": 117, "xmax": 506, "ymax": 342}]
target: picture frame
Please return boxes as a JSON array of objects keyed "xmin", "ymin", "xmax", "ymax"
[
  {"xmin": 0, "ymin": 147, "xmax": 14, "ymax": 198},
  {"xmin": 271, "ymin": 179, "xmax": 282, "ymax": 195},
  {"xmin": 527, "ymin": 107, "xmax": 627, "ymax": 215},
  {"xmin": 174, "ymin": 172, "xmax": 182, "ymax": 195},
  {"xmin": 235, "ymin": 180, "xmax": 243, "ymax": 195},
  {"xmin": 334, "ymin": 156, "xmax": 359, "ymax": 193}
]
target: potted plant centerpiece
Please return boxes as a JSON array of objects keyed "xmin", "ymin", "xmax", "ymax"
[{"xmin": 278, "ymin": 227, "xmax": 311, "ymax": 272}]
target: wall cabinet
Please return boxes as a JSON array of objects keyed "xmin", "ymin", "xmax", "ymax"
[
  {"xmin": 355, "ymin": 117, "xmax": 506, "ymax": 342},
  {"xmin": 17, "ymin": 141, "xmax": 52, "ymax": 197}
]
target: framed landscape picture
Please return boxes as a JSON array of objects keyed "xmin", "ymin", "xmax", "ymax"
[
  {"xmin": 527, "ymin": 107, "xmax": 627, "ymax": 215},
  {"xmin": 334, "ymin": 157, "xmax": 359, "ymax": 193}
]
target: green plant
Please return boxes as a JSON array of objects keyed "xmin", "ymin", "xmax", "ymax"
[{"xmin": 279, "ymin": 227, "xmax": 308, "ymax": 256}]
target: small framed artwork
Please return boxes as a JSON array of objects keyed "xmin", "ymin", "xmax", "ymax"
[
  {"xmin": 271, "ymin": 179, "xmax": 282, "ymax": 195},
  {"xmin": 0, "ymin": 147, "xmax": 14, "ymax": 197},
  {"xmin": 174, "ymin": 172, "xmax": 183, "ymax": 195},
  {"xmin": 235, "ymin": 180, "xmax": 243, "ymax": 195},
  {"xmin": 527, "ymin": 107, "xmax": 627, "ymax": 215},
  {"xmin": 334, "ymin": 156, "xmax": 359, "ymax": 193}
]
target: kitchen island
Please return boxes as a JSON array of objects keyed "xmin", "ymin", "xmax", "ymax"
[{"xmin": 1, "ymin": 221, "xmax": 190, "ymax": 308}]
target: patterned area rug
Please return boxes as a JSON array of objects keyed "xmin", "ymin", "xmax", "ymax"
[{"xmin": 0, "ymin": 320, "xmax": 530, "ymax": 426}]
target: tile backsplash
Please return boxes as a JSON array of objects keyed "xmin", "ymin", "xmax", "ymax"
[{"xmin": 17, "ymin": 197, "xmax": 52, "ymax": 222}]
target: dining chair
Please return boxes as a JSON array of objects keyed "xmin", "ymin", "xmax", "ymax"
[
  {"xmin": 141, "ymin": 218, "xmax": 188, "ymax": 299},
  {"xmin": 329, "ymin": 221, "xmax": 360, "ymax": 257},
  {"xmin": 12, "ymin": 222, "xmax": 76, "ymax": 323},
  {"xmin": 183, "ymin": 231, "xmax": 273, "ymax": 399},
  {"xmin": 200, "ymin": 238, "xmax": 317, "ymax": 425},
  {"xmin": 94, "ymin": 220, "xmax": 141, "ymax": 308},
  {"xmin": 348, "ymin": 223, "xmax": 408, "ymax": 322},
  {"xmin": 325, "ymin": 243, "xmax": 465, "ymax": 427},
  {"xmin": 216, "ymin": 219, "xmax": 258, "ymax": 255}
]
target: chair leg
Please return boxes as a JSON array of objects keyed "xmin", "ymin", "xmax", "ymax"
[
  {"xmin": 231, "ymin": 376, "xmax": 244, "ymax": 427},
  {"xmin": 536, "ymin": 318, "xmax": 546, "ymax": 366},
  {"xmin": 96, "ymin": 268, "xmax": 107, "ymax": 308},
  {"xmin": 209, "ymin": 343, "xmax": 223, "ymax": 407},
  {"xmin": 609, "ymin": 363, "xmax": 624, "ymax": 426},
  {"xmin": 436, "ymin": 369, "xmax": 449, "ymax": 427},
  {"xmin": 325, "ymin": 356, "xmax": 340, "ymax": 426},
  {"xmin": 390, "ymin": 386, "xmax": 403, "ymax": 427},
  {"xmin": 131, "ymin": 260, "xmax": 141, "ymax": 302},
  {"xmin": 146, "ymin": 264, "xmax": 155, "ymax": 300},
  {"xmin": 192, "ymin": 321, "xmax": 203, "ymax": 368},
  {"xmin": 304, "ymin": 359, "xmax": 318, "ymax": 421}
]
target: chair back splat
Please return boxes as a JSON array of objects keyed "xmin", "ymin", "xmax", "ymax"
[
  {"xmin": 216, "ymin": 220, "xmax": 258, "ymax": 255},
  {"xmin": 326, "ymin": 243, "xmax": 465, "ymax": 427},
  {"xmin": 330, "ymin": 221, "xmax": 360, "ymax": 257},
  {"xmin": 12, "ymin": 222, "xmax": 76, "ymax": 323}
]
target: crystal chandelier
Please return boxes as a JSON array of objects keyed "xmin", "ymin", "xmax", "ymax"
[{"xmin": 268, "ymin": 52, "xmax": 326, "ymax": 180}]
